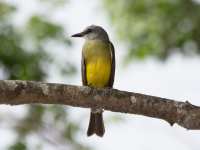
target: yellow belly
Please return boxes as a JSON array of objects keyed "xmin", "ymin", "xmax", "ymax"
[{"xmin": 83, "ymin": 40, "xmax": 111, "ymax": 88}]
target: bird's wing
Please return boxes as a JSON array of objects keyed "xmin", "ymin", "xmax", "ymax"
[
  {"xmin": 81, "ymin": 52, "xmax": 87, "ymax": 86},
  {"xmin": 108, "ymin": 42, "xmax": 115, "ymax": 88}
]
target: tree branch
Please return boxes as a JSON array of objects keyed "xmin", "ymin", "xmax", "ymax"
[{"xmin": 0, "ymin": 80, "xmax": 200, "ymax": 130}]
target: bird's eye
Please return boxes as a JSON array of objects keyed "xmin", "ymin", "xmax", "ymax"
[{"xmin": 87, "ymin": 29, "xmax": 92, "ymax": 33}]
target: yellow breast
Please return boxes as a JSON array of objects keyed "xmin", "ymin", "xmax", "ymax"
[{"xmin": 83, "ymin": 40, "xmax": 111, "ymax": 88}]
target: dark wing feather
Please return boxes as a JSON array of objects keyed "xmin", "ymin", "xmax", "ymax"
[
  {"xmin": 81, "ymin": 52, "xmax": 87, "ymax": 86},
  {"xmin": 108, "ymin": 42, "xmax": 115, "ymax": 88}
]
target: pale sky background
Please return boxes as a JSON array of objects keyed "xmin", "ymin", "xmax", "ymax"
[{"xmin": 1, "ymin": 0, "xmax": 200, "ymax": 150}]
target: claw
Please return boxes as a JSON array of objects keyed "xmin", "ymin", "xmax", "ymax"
[
  {"xmin": 87, "ymin": 83, "xmax": 93, "ymax": 88},
  {"xmin": 104, "ymin": 85, "xmax": 112, "ymax": 89}
]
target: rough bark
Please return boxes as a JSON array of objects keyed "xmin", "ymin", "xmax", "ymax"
[{"xmin": 0, "ymin": 80, "xmax": 200, "ymax": 130}]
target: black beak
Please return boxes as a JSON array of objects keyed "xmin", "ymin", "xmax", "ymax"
[{"xmin": 71, "ymin": 32, "xmax": 85, "ymax": 37}]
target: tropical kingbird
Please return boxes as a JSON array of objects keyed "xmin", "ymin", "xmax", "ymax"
[{"xmin": 71, "ymin": 25, "xmax": 115, "ymax": 137}]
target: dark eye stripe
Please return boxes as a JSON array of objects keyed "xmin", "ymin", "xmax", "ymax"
[
  {"xmin": 87, "ymin": 29, "xmax": 92, "ymax": 32},
  {"xmin": 85, "ymin": 29, "xmax": 92, "ymax": 34}
]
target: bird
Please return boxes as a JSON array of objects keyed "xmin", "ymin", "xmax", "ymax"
[{"xmin": 71, "ymin": 25, "xmax": 115, "ymax": 137}]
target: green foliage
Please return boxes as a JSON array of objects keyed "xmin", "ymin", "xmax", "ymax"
[
  {"xmin": 9, "ymin": 141, "xmax": 27, "ymax": 150},
  {"xmin": 0, "ymin": 6, "xmax": 75, "ymax": 80},
  {"xmin": 26, "ymin": 16, "xmax": 71, "ymax": 45},
  {"xmin": 0, "ymin": 2, "xmax": 86, "ymax": 150},
  {"xmin": 6, "ymin": 104, "xmax": 88, "ymax": 150},
  {"xmin": 0, "ymin": 5, "xmax": 43, "ymax": 80},
  {"xmin": 103, "ymin": 0, "xmax": 200, "ymax": 62}
]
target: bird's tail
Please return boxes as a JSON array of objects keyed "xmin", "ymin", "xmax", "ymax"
[{"xmin": 87, "ymin": 112, "xmax": 105, "ymax": 137}]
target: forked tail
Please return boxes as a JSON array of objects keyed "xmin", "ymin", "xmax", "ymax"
[{"xmin": 87, "ymin": 112, "xmax": 105, "ymax": 137}]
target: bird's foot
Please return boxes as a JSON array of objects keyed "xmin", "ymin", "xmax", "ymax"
[
  {"xmin": 87, "ymin": 83, "xmax": 93, "ymax": 88},
  {"xmin": 104, "ymin": 85, "xmax": 113, "ymax": 89}
]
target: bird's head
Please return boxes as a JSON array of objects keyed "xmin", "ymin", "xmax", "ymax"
[{"xmin": 71, "ymin": 25, "xmax": 109, "ymax": 42}]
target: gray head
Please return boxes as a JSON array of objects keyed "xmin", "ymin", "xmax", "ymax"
[{"xmin": 71, "ymin": 25, "xmax": 109, "ymax": 42}]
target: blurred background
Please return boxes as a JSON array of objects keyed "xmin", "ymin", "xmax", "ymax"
[{"xmin": 0, "ymin": 0, "xmax": 200, "ymax": 149}]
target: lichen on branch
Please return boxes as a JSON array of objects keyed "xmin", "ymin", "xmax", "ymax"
[{"xmin": 0, "ymin": 80, "xmax": 200, "ymax": 130}]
